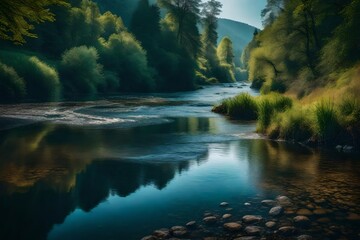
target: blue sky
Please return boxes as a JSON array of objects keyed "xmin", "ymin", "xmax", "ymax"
[{"xmin": 218, "ymin": 0, "xmax": 267, "ymax": 28}]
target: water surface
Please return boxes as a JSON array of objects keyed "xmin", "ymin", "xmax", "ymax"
[{"xmin": 0, "ymin": 84, "xmax": 359, "ymax": 240}]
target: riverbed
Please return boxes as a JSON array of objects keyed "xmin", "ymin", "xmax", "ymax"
[{"xmin": 0, "ymin": 83, "xmax": 359, "ymax": 240}]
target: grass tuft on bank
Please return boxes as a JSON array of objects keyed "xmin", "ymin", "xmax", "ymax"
[{"xmin": 213, "ymin": 93, "xmax": 360, "ymax": 149}]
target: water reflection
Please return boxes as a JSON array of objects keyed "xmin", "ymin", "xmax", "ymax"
[{"xmin": 0, "ymin": 118, "xmax": 359, "ymax": 240}]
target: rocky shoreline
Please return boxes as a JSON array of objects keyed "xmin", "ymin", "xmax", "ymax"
[{"xmin": 141, "ymin": 195, "xmax": 359, "ymax": 240}]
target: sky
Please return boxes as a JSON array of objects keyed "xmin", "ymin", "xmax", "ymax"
[{"xmin": 218, "ymin": 0, "xmax": 267, "ymax": 28}]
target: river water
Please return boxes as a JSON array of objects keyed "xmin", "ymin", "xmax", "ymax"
[{"xmin": 0, "ymin": 84, "xmax": 359, "ymax": 240}]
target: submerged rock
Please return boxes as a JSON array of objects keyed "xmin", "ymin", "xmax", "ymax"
[
  {"xmin": 276, "ymin": 196, "xmax": 292, "ymax": 206},
  {"xmin": 261, "ymin": 200, "xmax": 276, "ymax": 207},
  {"xmin": 153, "ymin": 228, "xmax": 170, "ymax": 238},
  {"xmin": 293, "ymin": 215, "xmax": 310, "ymax": 226},
  {"xmin": 222, "ymin": 214, "xmax": 232, "ymax": 219},
  {"xmin": 170, "ymin": 226, "xmax": 187, "ymax": 237},
  {"xmin": 186, "ymin": 221, "xmax": 196, "ymax": 228},
  {"xmin": 203, "ymin": 216, "xmax": 217, "ymax": 224},
  {"xmin": 297, "ymin": 235, "xmax": 313, "ymax": 240},
  {"xmin": 242, "ymin": 215, "xmax": 263, "ymax": 223},
  {"xmin": 244, "ymin": 202, "xmax": 251, "ymax": 206},
  {"xmin": 244, "ymin": 226, "xmax": 263, "ymax": 236},
  {"xmin": 141, "ymin": 236, "xmax": 157, "ymax": 240},
  {"xmin": 269, "ymin": 206, "xmax": 283, "ymax": 216},
  {"xmin": 296, "ymin": 209, "xmax": 312, "ymax": 216},
  {"xmin": 220, "ymin": 202, "xmax": 229, "ymax": 207},
  {"xmin": 278, "ymin": 226, "xmax": 296, "ymax": 236},
  {"xmin": 223, "ymin": 222, "xmax": 242, "ymax": 231},
  {"xmin": 265, "ymin": 221, "xmax": 276, "ymax": 228},
  {"xmin": 234, "ymin": 237, "xmax": 258, "ymax": 240}
]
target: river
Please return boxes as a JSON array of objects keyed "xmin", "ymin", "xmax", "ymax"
[{"xmin": 0, "ymin": 83, "xmax": 359, "ymax": 240}]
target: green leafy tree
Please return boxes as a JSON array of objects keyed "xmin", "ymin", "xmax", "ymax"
[
  {"xmin": 158, "ymin": 0, "xmax": 202, "ymax": 58},
  {"xmin": 0, "ymin": 0, "xmax": 69, "ymax": 44}
]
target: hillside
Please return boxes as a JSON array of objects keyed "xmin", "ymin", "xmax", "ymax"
[{"xmin": 217, "ymin": 18, "xmax": 259, "ymax": 65}]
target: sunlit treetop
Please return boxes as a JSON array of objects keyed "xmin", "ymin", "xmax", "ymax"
[{"xmin": 0, "ymin": 0, "xmax": 69, "ymax": 44}]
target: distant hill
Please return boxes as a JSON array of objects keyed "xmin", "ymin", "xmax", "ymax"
[{"xmin": 217, "ymin": 18, "xmax": 259, "ymax": 64}]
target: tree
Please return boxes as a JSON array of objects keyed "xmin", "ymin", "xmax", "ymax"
[
  {"xmin": 158, "ymin": 0, "xmax": 202, "ymax": 58},
  {"xmin": 0, "ymin": 0, "xmax": 69, "ymax": 44},
  {"xmin": 217, "ymin": 37, "xmax": 235, "ymax": 65},
  {"xmin": 199, "ymin": 0, "xmax": 223, "ymax": 81}
]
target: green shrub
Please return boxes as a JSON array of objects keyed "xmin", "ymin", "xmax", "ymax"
[
  {"xmin": 24, "ymin": 57, "xmax": 61, "ymax": 101},
  {"xmin": 0, "ymin": 62, "xmax": 26, "ymax": 102},
  {"xmin": 251, "ymin": 77, "xmax": 265, "ymax": 90},
  {"xmin": 279, "ymin": 109, "xmax": 314, "ymax": 142},
  {"xmin": 60, "ymin": 46, "xmax": 104, "ymax": 97},
  {"xmin": 314, "ymin": 100, "xmax": 341, "ymax": 144},
  {"xmin": 272, "ymin": 93, "xmax": 293, "ymax": 112},
  {"xmin": 226, "ymin": 93, "xmax": 258, "ymax": 120},
  {"xmin": 257, "ymin": 99, "xmax": 274, "ymax": 133}
]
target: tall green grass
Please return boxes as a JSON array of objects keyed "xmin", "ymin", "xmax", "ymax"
[{"xmin": 314, "ymin": 100, "xmax": 341, "ymax": 143}]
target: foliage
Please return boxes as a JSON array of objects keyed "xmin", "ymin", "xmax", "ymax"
[
  {"xmin": 59, "ymin": 46, "xmax": 104, "ymax": 97},
  {"xmin": 0, "ymin": 62, "xmax": 26, "ymax": 102},
  {"xmin": 0, "ymin": 0, "xmax": 69, "ymax": 44}
]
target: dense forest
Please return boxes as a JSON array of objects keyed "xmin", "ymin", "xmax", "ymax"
[
  {"xmin": 215, "ymin": 0, "xmax": 360, "ymax": 148},
  {"xmin": 0, "ymin": 0, "xmax": 243, "ymax": 103}
]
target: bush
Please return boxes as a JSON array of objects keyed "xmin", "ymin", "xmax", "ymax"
[
  {"xmin": 212, "ymin": 93, "xmax": 258, "ymax": 120},
  {"xmin": 60, "ymin": 46, "xmax": 104, "ymax": 98},
  {"xmin": 0, "ymin": 62, "xmax": 26, "ymax": 102},
  {"xmin": 278, "ymin": 109, "xmax": 314, "ymax": 142},
  {"xmin": 98, "ymin": 33, "xmax": 155, "ymax": 92},
  {"xmin": 314, "ymin": 100, "xmax": 341, "ymax": 144},
  {"xmin": 257, "ymin": 99, "xmax": 274, "ymax": 133},
  {"xmin": 251, "ymin": 77, "xmax": 265, "ymax": 90},
  {"xmin": 24, "ymin": 57, "xmax": 61, "ymax": 101}
]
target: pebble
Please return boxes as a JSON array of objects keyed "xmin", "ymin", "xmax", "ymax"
[
  {"xmin": 261, "ymin": 200, "xmax": 276, "ymax": 207},
  {"xmin": 265, "ymin": 221, "xmax": 276, "ymax": 228},
  {"xmin": 220, "ymin": 202, "xmax": 229, "ymax": 207},
  {"xmin": 244, "ymin": 226, "xmax": 263, "ymax": 236},
  {"xmin": 278, "ymin": 226, "xmax": 296, "ymax": 236},
  {"xmin": 297, "ymin": 235, "xmax": 313, "ymax": 240},
  {"xmin": 293, "ymin": 215, "xmax": 310, "ymax": 226},
  {"xmin": 234, "ymin": 237, "xmax": 258, "ymax": 240},
  {"xmin": 313, "ymin": 208, "xmax": 327, "ymax": 215},
  {"xmin": 222, "ymin": 214, "xmax": 232, "ymax": 219},
  {"xmin": 347, "ymin": 213, "xmax": 360, "ymax": 220},
  {"xmin": 186, "ymin": 221, "xmax": 196, "ymax": 228},
  {"xmin": 276, "ymin": 196, "xmax": 292, "ymax": 206},
  {"xmin": 203, "ymin": 216, "xmax": 217, "ymax": 224},
  {"xmin": 170, "ymin": 226, "xmax": 187, "ymax": 237},
  {"xmin": 223, "ymin": 222, "xmax": 242, "ymax": 231},
  {"xmin": 244, "ymin": 202, "xmax": 251, "ymax": 206},
  {"xmin": 153, "ymin": 228, "xmax": 170, "ymax": 238},
  {"xmin": 225, "ymin": 208, "xmax": 233, "ymax": 211},
  {"xmin": 269, "ymin": 206, "xmax": 283, "ymax": 216},
  {"xmin": 242, "ymin": 215, "xmax": 263, "ymax": 223},
  {"xmin": 141, "ymin": 236, "xmax": 157, "ymax": 240},
  {"xmin": 296, "ymin": 209, "xmax": 312, "ymax": 216}
]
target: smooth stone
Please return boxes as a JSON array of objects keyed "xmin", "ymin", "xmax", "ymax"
[
  {"xmin": 186, "ymin": 221, "xmax": 196, "ymax": 228},
  {"xmin": 204, "ymin": 212, "xmax": 213, "ymax": 217},
  {"xmin": 296, "ymin": 209, "xmax": 313, "ymax": 216},
  {"xmin": 225, "ymin": 208, "xmax": 233, "ymax": 211},
  {"xmin": 265, "ymin": 221, "xmax": 276, "ymax": 228},
  {"xmin": 153, "ymin": 228, "xmax": 170, "ymax": 238},
  {"xmin": 234, "ymin": 237, "xmax": 258, "ymax": 240},
  {"xmin": 313, "ymin": 208, "xmax": 327, "ymax": 215},
  {"xmin": 269, "ymin": 206, "xmax": 283, "ymax": 216},
  {"xmin": 261, "ymin": 200, "xmax": 276, "ymax": 207},
  {"xmin": 297, "ymin": 235, "xmax": 313, "ymax": 240},
  {"xmin": 244, "ymin": 226, "xmax": 263, "ymax": 236},
  {"xmin": 276, "ymin": 196, "xmax": 292, "ymax": 206},
  {"xmin": 278, "ymin": 226, "xmax": 296, "ymax": 236},
  {"xmin": 141, "ymin": 236, "xmax": 157, "ymax": 240},
  {"xmin": 170, "ymin": 226, "xmax": 187, "ymax": 237},
  {"xmin": 293, "ymin": 216, "xmax": 310, "ymax": 226},
  {"xmin": 203, "ymin": 216, "xmax": 217, "ymax": 224},
  {"xmin": 222, "ymin": 214, "xmax": 232, "ymax": 219},
  {"xmin": 223, "ymin": 222, "xmax": 242, "ymax": 231},
  {"xmin": 220, "ymin": 202, "xmax": 229, "ymax": 207},
  {"xmin": 242, "ymin": 215, "xmax": 263, "ymax": 223},
  {"xmin": 317, "ymin": 218, "xmax": 330, "ymax": 223},
  {"xmin": 347, "ymin": 213, "xmax": 360, "ymax": 220},
  {"xmin": 244, "ymin": 202, "xmax": 251, "ymax": 206}
]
